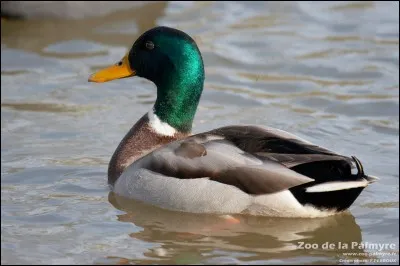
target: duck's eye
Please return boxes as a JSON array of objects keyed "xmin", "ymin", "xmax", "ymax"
[
  {"xmin": 116, "ymin": 61, "xmax": 123, "ymax": 66},
  {"xmin": 145, "ymin": 41, "xmax": 154, "ymax": 50}
]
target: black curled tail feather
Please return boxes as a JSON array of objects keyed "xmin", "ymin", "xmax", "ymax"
[
  {"xmin": 351, "ymin": 156, "xmax": 364, "ymax": 178},
  {"xmin": 352, "ymin": 156, "xmax": 379, "ymax": 183}
]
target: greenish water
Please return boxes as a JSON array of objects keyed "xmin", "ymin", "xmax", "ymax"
[{"xmin": 1, "ymin": 1, "xmax": 399, "ymax": 265}]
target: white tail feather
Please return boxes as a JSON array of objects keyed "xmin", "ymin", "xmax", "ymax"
[
  {"xmin": 365, "ymin": 175, "xmax": 380, "ymax": 183},
  {"xmin": 306, "ymin": 180, "xmax": 369, "ymax": 193}
]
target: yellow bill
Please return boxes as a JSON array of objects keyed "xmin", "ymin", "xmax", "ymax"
[{"xmin": 88, "ymin": 54, "xmax": 135, "ymax": 83}]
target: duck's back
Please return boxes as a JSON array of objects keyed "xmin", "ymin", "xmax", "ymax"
[{"xmin": 112, "ymin": 125, "xmax": 375, "ymax": 217}]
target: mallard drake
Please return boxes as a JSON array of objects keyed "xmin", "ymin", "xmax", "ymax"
[{"xmin": 88, "ymin": 26, "xmax": 378, "ymax": 218}]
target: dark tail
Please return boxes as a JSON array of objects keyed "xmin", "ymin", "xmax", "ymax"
[{"xmin": 290, "ymin": 156, "xmax": 377, "ymax": 212}]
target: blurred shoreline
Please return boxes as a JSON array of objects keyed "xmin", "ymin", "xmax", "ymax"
[
  {"xmin": 1, "ymin": 1, "xmax": 167, "ymax": 53},
  {"xmin": 1, "ymin": 1, "xmax": 157, "ymax": 20}
]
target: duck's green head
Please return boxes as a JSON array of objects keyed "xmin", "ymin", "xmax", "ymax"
[{"xmin": 89, "ymin": 26, "xmax": 205, "ymax": 133}]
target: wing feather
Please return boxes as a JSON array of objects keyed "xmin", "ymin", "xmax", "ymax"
[{"xmin": 128, "ymin": 125, "xmax": 356, "ymax": 195}]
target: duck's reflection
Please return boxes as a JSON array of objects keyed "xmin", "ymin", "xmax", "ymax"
[{"xmin": 108, "ymin": 192, "xmax": 367, "ymax": 264}]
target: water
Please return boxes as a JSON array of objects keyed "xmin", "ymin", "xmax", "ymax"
[{"xmin": 1, "ymin": 1, "xmax": 399, "ymax": 264}]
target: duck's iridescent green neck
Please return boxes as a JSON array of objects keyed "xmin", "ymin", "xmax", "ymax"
[{"xmin": 152, "ymin": 41, "xmax": 204, "ymax": 133}]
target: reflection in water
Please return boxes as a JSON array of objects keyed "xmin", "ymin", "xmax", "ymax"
[
  {"xmin": 109, "ymin": 192, "xmax": 366, "ymax": 264},
  {"xmin": 1, "ymin": 102, "xmax": 82, "ymax": 113}
]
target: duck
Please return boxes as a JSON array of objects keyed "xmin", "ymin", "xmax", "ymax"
[{"xmin": 88, "ymin": 26, "xmax": 378, "ymax": 218}]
